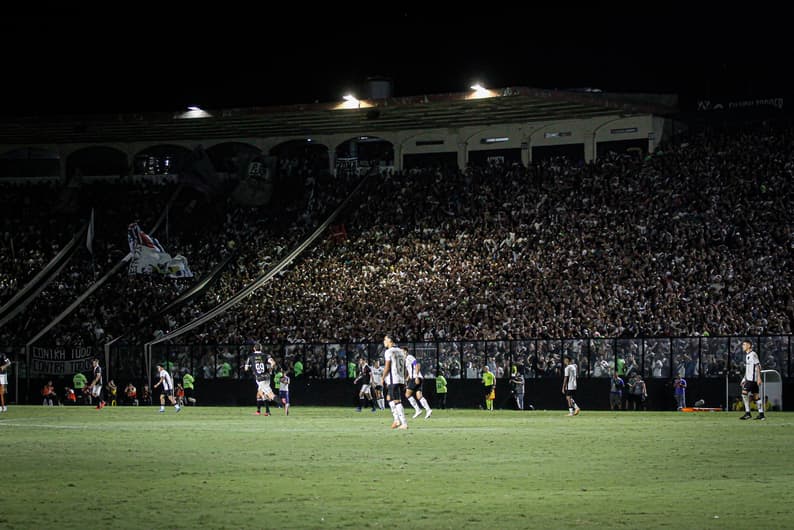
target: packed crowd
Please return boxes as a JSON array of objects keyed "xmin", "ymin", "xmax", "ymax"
[
  {"xmin": 168, "ymin": 125, "xmax": 793, "ymax": 350},
  {"xmin": 0, "ymin": 165, "xmax": 359, "ymax": 347},
  {"xmin": 1, "ymin": 125, "xmax": 792, "ymax": 373}
]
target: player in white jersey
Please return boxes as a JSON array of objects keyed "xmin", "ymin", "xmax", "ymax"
[
  {"xmin": 562, "ymin": 356, "xmax": 581, "ymax": 416},
  {"xmin": 405, "ymin": 353, "xmax": 432, "ymax": 419},
  {"xmin": 0, "ymin": 353, "xmax": 11, "ymax": 412},
  {"xmin": 739, "ymin": 340, "xmax": 764, "ymax": 420},
  {"xmin": 382, "ymin": 335, "xmax": 408, "ymax": 429},
  {"xmin": 371, "ymin": 359, "xmax": 385, "ymax": 410},
  {"xmin": 154, "ymin": 364, "xmax": 181, "ymax": 413}
]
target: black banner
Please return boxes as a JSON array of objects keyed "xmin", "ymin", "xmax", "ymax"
[{"xmin": 31, "ymin": 346, "xmax": 94, "ymax": 375}]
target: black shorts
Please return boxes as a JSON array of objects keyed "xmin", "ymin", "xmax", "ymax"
[
  {"xmin": 387, "ymin": 384, "xmax": 405, "ymax": 402},
  {"xmin": 374, "ymin": 384, "xmax": 383, "ymax": 392},
  {"xmin": 743, "ymin": 381, "xmax": 760, "ymax": 394},
  {"xmin": 565, "ymin": 389, "xmax": 576, "ymax": 398},
  {"xmin": 406, "ymin": 378, "xmax": 423, "ymax": 393},
  {"xmin": 161, "ymin": 387, "xmax": 174, "ymax": 397}
]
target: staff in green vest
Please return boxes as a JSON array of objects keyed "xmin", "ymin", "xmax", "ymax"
[
  {"xmin": 435, "ymin": 371, "xmax": 448, "ymax": 409},
  {"xmin": 73, "ymin": 372, "xmax": 88, "ymax": 404},
  {"xmin": 293, "ymin": 359, "xmax": 303, "ymax": 378},
  {"xmin": 183, "ymin": 372, "xmax": 196, "ymax": 405},
  {"xmin": 482, "ymin": 366, "xmax": 495, "ymax": 411}
]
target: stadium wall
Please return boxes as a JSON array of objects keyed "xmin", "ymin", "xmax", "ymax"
[{"xmin": 21, "ymin": 377, "xmax": 792, "ymax": 412}]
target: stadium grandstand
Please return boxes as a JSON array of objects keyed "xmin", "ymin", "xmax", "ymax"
[{"xmin": 0, "ymin": 85, "xmax": 791, "ymax": 411}]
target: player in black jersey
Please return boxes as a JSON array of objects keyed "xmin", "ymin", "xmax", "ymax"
[
  {"xmin": 354, "ymin": 358, "xmax": 376, "ymax": 412},
  {"xmin": 244, "ymin": 343, "xmax": 276, "ymax": 416},
  {"xmin": 90, "ymin": 358, "xmax": 106, "ymax": 410}
]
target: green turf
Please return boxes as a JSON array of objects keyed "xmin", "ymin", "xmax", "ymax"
[{"xmin": 2, "ymin": 405, "xmax": 793, "ymax": 529}]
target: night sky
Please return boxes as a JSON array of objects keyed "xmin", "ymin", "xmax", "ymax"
[{"xmin": 1, "ymin": 8, "xmax": 790, "ymax": 117}]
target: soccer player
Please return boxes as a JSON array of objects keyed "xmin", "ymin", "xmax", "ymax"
[
  {"xmin": 154, "ymin": 363, "xmax": 180, "ymax": 413},
  {"xmin": 244, "ymin": 343, "xmax": 276, "ymax": 416},
  {"xmin": 371, "ymin": 359, "xmax": 385, "ymax": 410},
  {"xmin": 382, "ymin": 335, "xmax": 408, "ymax": 429},
  {"xmin": 739, "ymin": 340, "xmax": 765, "ymax": 420},
  {"xmin": 405, "ymin": 352, "xmax": 432, "ymax": 419},
  {"xmin": 354, "ymin": 358, "xmax": 376, "ymax": 412},
  {"xmin": 279, "ymin": 370, "xmax": 290, "ymax": 416},
  {"xmin": 0, "ymin": 352, "xmax": 10, "ymax": 412},
  {"xmin": 562, "ymin": 356, "xmax": 581, "ymax": 416},
  {"xmin": 90, "ymin": 358, "xmax": 106, "ymax": 410}
]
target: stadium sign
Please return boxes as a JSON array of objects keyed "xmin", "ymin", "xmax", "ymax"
[{"xmin": 31, "ymin": 346, "xmax": 94, "ymax": 375}]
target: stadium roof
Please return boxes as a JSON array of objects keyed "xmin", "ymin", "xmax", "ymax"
[{"xmin": 0, "ymin": 87, "xmax": 677, "ymax": 145}]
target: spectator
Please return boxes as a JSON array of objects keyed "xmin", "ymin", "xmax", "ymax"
[
  {"xmin": 674, "ymin": 375, "xmax": 687, "ymax": 410},
  {"xmin": 629, "ymin": 374, "xmax": 647, "ymax": 411},
  {"xmin": 609, "ymin": 371, "xmax": 625, "ymax": 411},
  {"xmin": 42, "ymin": 380, "xmax": 57, "ymax": 406},
  {"xmin": 124, "ymin": 382, "xmax": 138, "ymax": 406}
]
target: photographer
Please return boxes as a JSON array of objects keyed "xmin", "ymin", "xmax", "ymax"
[{"xmin": 509, "ymin": 365, "xmax": 525, "ymax": 410}]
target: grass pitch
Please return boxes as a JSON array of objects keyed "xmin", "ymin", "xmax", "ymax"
[{"xmin": 2, "ymin": 405, "xmax": 793, "ymax": 529}]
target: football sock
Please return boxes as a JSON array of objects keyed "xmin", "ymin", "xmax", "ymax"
[{"xmin": 395, "ymin": 403, "xmax": 407, "ymax": 425}]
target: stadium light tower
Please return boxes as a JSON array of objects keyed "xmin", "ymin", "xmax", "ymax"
[
  {"xmin": 469, "ymin": 83, "xmax": 492, "ymax": 99},
  {"xmin": 336, "ymin": 93, "xmax": 363, "ymax": 110}
]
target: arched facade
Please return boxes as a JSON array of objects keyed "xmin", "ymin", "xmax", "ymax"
[
  {"xmin": 66, "ymin": 146, "xmax": 128, "ymax": 178},
  {"xmin": 0, "ymin": 147, "xmax": 60, "ymax": 179},
  {"xmin": 133, "ymin": 144, "xmax": 192, "ymax": 175},
  {"xmin": 205, "ymin": 142, "xmax": 262, "ymax": 173}
]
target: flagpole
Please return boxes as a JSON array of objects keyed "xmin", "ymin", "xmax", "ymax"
[{"xmin": 87, "ymin": 208, "xmax": 96, "ymax": 280}]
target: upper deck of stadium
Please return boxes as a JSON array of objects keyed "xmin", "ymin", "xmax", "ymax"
[{"xmin": 0, "ymin": 86, "xmax": 677, "ymax": 145}]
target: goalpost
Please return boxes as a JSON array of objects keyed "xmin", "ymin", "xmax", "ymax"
[
  {"xmin": 725, "ymin": 369, "xmax": 783, "ymax": 413},
  {"xmin": 761, "ymin": 369, "xmax": 783, "ymax": 412}
]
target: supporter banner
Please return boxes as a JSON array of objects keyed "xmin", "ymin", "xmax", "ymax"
[
  {"xmin": 31, "ymin": 346, "xmax": 94, "ymax": 375},
  {"xmin": 127, "ymin": 223, "xmax": 193, "ymax": 277},
  {"xmin": 336, "ymin": 157, "xmax": 358, "ymax": 173},
  {"xmin": 696, "ymin": 97, "xmax": 784, "ymax": 112},
  {"xmin": 162, "ymin": 254, "xmax": 194, "ymax": 278},
  {"xmin": 231, "ymin": 154, "xmax": 274, "ymax": 206}
]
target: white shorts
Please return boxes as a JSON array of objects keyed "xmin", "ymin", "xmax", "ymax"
[
  {"xmin": 360, "ymin": 384, "xmax": 371, "ymax": 395},
  {"xmin": 257, "ymin": 381, "xmax": 274, "ymax": 398},
  {"xmin": 0, "ymin": 373, "xmax": 7, "ymax": 385},
  {"xmin": 91, "ymin": 384, "xmax": 102, "ymax": 397}
]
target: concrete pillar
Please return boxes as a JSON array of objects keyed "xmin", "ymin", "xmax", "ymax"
[
  {"xmin": 584, "ymin": 130, "xmax": 596, "ymax": 163},
  {"xmin": 393, "ymin": 143, "xmax": 402, "ymax": 172},
  {"xmin": 521, "ymin": 140, "xmax": 530, "ymax": 166},
  {"xmin": 457, "ymin": 141, "xmax": 468, "ymax": 170},
  {"xmin": 328, "ymin": 146, "xmax": 336, "ymax": 175}
]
